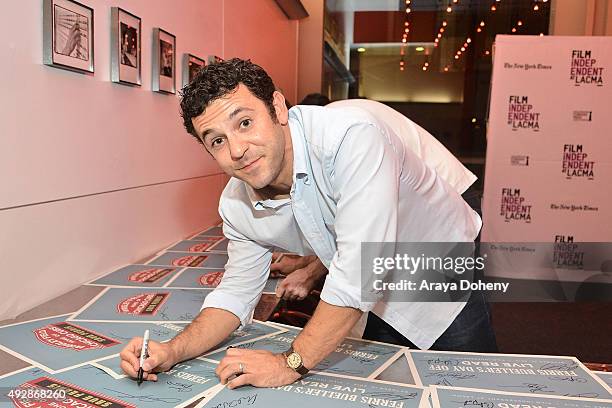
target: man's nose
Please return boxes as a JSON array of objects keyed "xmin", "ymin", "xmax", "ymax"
[{"xmin": 228, "ymin": 134, "xmax": 248, "ymax": 160}]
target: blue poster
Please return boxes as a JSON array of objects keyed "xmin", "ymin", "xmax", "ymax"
[
  {"xmin": 147, "ymin": 252, "xmax": 228, "ymax": 268},
  {"xmin": 407, "ymin": 350, "xmax": 611, "ymax": 399},
  {"xmin": 69, "ymin": 287, "xmax": 211, "ymax": 323},
  {"xmin": 204, "ymin": 324, "xmax": 404, "ymax": 379},
  {"xmin": 191, "ymin": 226, "xmax": 224, "ymax": 238},
  {"xmin": 94, "ymin": 321, "xmax": 286, "ymax": 379},
  {"xmin": 166, "ymin": 238, "xmax": 228, "ymax": 253},
  {"xmin": 87, "ymin": 264, "xmax": 182, "ymax": 287},
  {"xmin": 166, "ymin": 268, "xmax": 279, "ymax": 293},
  {"xmin": 0, "ymin": 314, "xmax": 186, "ymax": 373},
  {"xmin": 595, "ymin": 372, "xmax": 612, "ymax": 389},
  {"xmin": 199, "ymin": 374, "xmax": 429, "ymax": 408},
  {"xmin": 431, "ymin": 386, "xmax": 612, "ymax": 408},
  {"xmin": 0, "ymin": 361, "xmax": 220, "ymax": 408}
]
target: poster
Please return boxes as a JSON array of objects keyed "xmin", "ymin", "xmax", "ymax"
[
  {"xmin": 0, "ymin": 314, "xmax": 186, "ymax": 373},
  {"xmin": 190, "ymin": 226, "xmax": 224, "ymax": 239},
  {"xmin": 86, "ymin": 264, "xmax": 182, "ymax": 287},
  {"xmin": 92, "ymin": 321, "xmax": 286, "ymax": 379},
  {"xmin": 197, "ymin": 374, "xmax": 429, "ymax": 408},
  {"xmin": 203, "ymin": 324, "xmax": 405, "ymax": 380},
  {"xmin": 0, "ymin": 361, "xmax": 220, "ymax": 408},
  {"xmin": 69, "ymin": 287, "xmax": 211, "ymax": 323},
  {"xmin": 407, "ymin": 350, "xmax": 611, "ymax": 398},
  {"xmin": 431, "ymin": 386, "xmax": 612, "ymax": 408},
  {"xmin": 147, "ymin": 252, "xmax": 228, "ymax": 269},
  {"xmin": 165, "ymin": 267, "xmax": 279, "ymax": 294},
  {"xmin": 595, "ymin": 372, "xmax": 612, "ymax": 388},
  {"xmin": 165, "ymin": 238, "xmax": 227, "ymax": 253}
]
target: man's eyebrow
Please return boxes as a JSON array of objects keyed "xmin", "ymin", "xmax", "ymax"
[
  {"xmin": 201, "ymin": 129, "xmax": 218, "ymax": 143},
  {"xmin": 229, "ymin": 107, "xmax": 254, "ymax": 119}
]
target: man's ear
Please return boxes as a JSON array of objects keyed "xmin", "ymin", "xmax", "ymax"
[{"xmin": 272, "ymin": 91, "xmax": 289, "ymax": 125}]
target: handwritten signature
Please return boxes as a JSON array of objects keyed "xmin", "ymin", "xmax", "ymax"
[
  {"xmin": 212, "ymin": 393, "xmax": 258, "ymax": 408},
  {"xmin": 167, "ymin": 381, "xmax": 193, "ymax": 392},
  {"xmin": 103, "ymin": 388, "xmax": 181, "ymax": 403},
  {"xmin": 498, "ymin": 383, "xmax": 554, "ymax": 394},
  {"xmin": 539, "ymin": 362, "xmax": 578, "ymax": 371},
  {"xmin": 459, "ymin": 399, "xmax": 493, "ymax": 408}
]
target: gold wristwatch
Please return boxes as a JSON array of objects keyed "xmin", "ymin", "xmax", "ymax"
[{"xmin": 283, "ymin": 346, "xmax": 309, "ymax": 376}]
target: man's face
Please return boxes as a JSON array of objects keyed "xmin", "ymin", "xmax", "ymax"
[{"xmin": 192, "ymin": 84, "xmax": 290, "ymax": 190}]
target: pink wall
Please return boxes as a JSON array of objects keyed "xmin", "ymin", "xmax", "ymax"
[
  {"xmin": 223, "ymin": 0, "xmax": 299, "ymax": 105},
  {"xmin": 0, "ymin": 0, "xmax": 302, "ymax": 320},
  {"xmin": 298, "ymin": 0, "xmax": 325, "ymax": 102}
]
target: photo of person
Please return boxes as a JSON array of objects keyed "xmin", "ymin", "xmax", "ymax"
[
  {"xmin": 53, "ymin": 5, "xmax": 89, "ymax": 60},
  {"xmin": 188, "ymin": 59, "xmax": 204, "ymax": 82},
  {"xmin": 120, "ymin": 22, "xmax": 138, "ymax": 68},
  {"xmin": 160, "ymin": 39, "xmax": 173, "ymax": 77}
]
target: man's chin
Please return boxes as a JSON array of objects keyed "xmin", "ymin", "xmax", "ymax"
[{"xmin": 238, "ymin": 176, "xmax": 269, "ymax": 190}]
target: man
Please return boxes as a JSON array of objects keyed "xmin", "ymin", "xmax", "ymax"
[
  {"xmin": 273, "ymin": 98, "xmax": 481, "ymax": 302},
  {"xmin": 120, "ymin": 58, "xmax": 496, "ymax": 389}
]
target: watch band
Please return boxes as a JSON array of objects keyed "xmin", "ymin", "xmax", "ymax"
[{"xmin": 283, "ymin": 346, "xmax": 309, "ymax": 376}]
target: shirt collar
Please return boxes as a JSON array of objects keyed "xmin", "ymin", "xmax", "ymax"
[
  {"xmin": 245, "ymin": 185, "xmax": 290, "ymax": 210},
  {"xmin": 288, "ymin": 108, "xmax": 310, "ymax": 185}
]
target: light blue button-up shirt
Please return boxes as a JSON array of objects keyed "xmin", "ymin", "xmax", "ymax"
[{"xmin": 201, "ymin": 104, "xmax": 482, "ymax": 349}]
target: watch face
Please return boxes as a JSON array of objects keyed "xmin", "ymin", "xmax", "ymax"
[{"xmin": 287, "ymin": 352, "xmax": 302, "ymax": 369}]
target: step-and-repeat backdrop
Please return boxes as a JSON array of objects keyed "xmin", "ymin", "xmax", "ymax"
[{"xmin": 482, "ymin": 35, "xmax": 611, "ymax": 286}]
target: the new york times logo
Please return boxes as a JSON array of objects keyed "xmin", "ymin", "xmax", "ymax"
[
  {"xmin": 573, "ymin": 111, "xmax": 592, "ymax": 122},
  {"xmin": 562, "ymin": 144, "xmax": 595, "ymax": 180},
  {"xmin": 500, "ymin": 188, "xmax": 532, "ymax": 223},
  {"xmin": 507, "ymin": 96, "xmax": 540, "ymax": 131},
  {"xmin": 570, "ymin": 50, "xmax": 604, "ymax": 87},
  {"xmin": 510, "ymin": 155, "xmax": 529, "ymax": 166},
  {"xmin": 553, "ymin": 235, "xmax": 584, "ymax": 269}
]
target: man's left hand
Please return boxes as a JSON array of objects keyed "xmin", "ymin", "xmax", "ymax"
[{"xmin": 216, "ymin": 348, "xmax": 300, "ymax": 389}]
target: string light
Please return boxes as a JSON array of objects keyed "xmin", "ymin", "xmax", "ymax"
[{"xmin": 399, "ymin": 0, "xmax": 411, "ymax": 71}]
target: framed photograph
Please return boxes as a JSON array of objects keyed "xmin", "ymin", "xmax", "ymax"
[
  {"xmin": 182, "ymin": 54, "xmax": 206, "ymax": 87},
  {"xmin": 111, "ymin": 7, "xmax": 141, "ymax": 86},
  {"xmin": 152, "ymin": 28, "xmax": 176, "ymax": 94},
  {"xmin": 208, "ymin": 55, "xmax": 224, "ymax": 65},
  {"xmin": 43, "ymin": 0, "xmax": 94, "ymax": 74}
]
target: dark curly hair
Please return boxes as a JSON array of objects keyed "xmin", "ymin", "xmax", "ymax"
[{"xmin": 179, "ymin": 58, "xmax": 277, "ymax": 145}]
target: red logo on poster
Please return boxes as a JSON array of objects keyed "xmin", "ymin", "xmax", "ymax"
[
  {"xmin": 172, "ymin": 255, "xmax": 208, "ymax": 267},
  {"xmin": 189, "ymin": 242, "xmax": 214, "ymax": 252},
  {"xmin": 198, "ymin": 271, "xmax": 224, "ymax": 287},
  {"xmin": 117, "ymin": 293, "xmax": 169, "ymax": 316},
  {"xmin": 33, "ymin": 322, "xmax": 120, "ymax": 351},
  {"xmin": 128, "ymin": 267, "xmax": 175, "ymax": 283}
]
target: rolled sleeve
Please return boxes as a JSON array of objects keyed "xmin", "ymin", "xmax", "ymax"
[
  {"xmin": 200, "ymin": 205, "xmax": 272, "ymax": 328},
  {"xmin": 201, "ymin": 289, "xmax": 255, "ymax": 327},
  {"xmin": 320, "ymin": 123, "xmax": 401, "ymax": 312},
  {"xmin": 320, "ymin": 274, "xmax": 378, "ymax": 312}
]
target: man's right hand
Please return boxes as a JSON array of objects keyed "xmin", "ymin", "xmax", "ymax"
[
  {"xmin": 119, "ymin": 337, "xmax": 177, "ymax": 382},
  {"xmin": 270, "ymin": 254, "xmax": 317, "ymax": 278}
]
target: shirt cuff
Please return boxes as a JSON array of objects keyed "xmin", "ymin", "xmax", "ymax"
[
  {"xmin": 201, "ymin": 289, "xmax": 254, "ymax": 328},
  {"xmin": 319, "ymin": 275, "xmax": 379, "ymax": 312}
]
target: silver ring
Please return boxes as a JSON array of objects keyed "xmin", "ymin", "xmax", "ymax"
[{"xmin": 238, "ymin": 362, "xmax": 244, "ymax": 375}]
